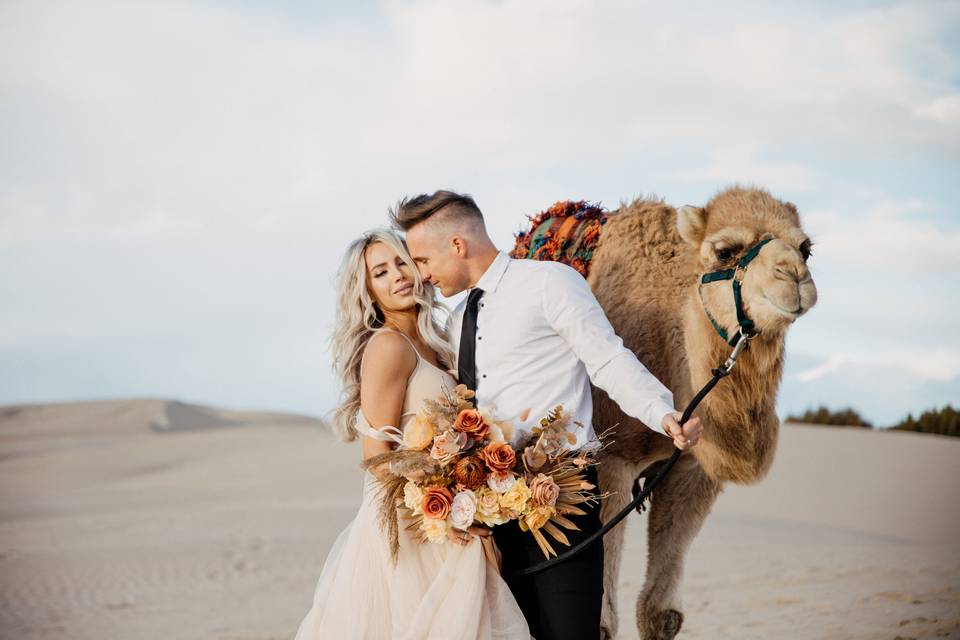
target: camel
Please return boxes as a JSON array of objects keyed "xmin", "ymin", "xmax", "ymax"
[{"xmin": 513, "ymin": 186, "xmax": 818, "ymax": 639}]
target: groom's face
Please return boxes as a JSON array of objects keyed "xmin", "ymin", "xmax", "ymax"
[{"xmin": 405, "ymin": 222, "xmax": 469, "ymax": 298}]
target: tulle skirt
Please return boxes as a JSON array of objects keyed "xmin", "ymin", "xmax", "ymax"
[{"xmin": 293, "ymin": 473, "xmax": 531, "ymax": 640}]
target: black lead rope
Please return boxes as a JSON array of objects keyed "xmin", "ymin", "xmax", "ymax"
[{"xmin": 515, "ymin": 331, "xmax": 754, "ymax": 578}]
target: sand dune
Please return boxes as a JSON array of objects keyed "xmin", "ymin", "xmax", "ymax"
[{"xmin": 0, "ymin": 399, "xmax": 957, "ymax": 639}]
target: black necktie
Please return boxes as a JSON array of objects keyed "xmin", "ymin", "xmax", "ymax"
[{"xmin": 457, "ymin": 287, "xmax": 484, "ymax": 394}]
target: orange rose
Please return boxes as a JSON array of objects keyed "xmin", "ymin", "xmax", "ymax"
[
  {"xmin": 421, "ymin": 486, "xmax": 454, "ymax": 520},
  {"xmin": 453, "ymin": 408, "xmax": 490, "ymax": 440},
  {"xmin": 453, "ymin": 456, "xmax": 488, "ymax": 490},
  {"xmin": 481, "ymin": 441, "xmax": 516, "ymax": 477}
]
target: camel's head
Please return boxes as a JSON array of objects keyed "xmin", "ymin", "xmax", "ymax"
[{"xmin": 676, "ymin": 186, "xmax": 818, "ymax": 340}]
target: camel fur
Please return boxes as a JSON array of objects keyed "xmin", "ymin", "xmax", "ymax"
[{"xmin": 526, "ymin": 186, "xmax": 818, "ymax": 639}]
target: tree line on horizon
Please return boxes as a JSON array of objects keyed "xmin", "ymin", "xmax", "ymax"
[{"xmin": 785, "ymin": 404, "xmax": 958, "ymax": 438}]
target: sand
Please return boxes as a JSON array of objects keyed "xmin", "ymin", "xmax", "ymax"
[{"xmin": 0, "ymin": 399, "xmax": 957, "ymax": 639}]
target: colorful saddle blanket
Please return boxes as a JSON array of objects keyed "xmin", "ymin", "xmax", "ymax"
[{"xmin": 510, "ymin": 200, "xmax": 609, "ymax": 278}]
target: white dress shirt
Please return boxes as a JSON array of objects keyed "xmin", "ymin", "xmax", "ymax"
[{"xmin": 449, "ymin": 251, "xmax": 676, "ymax": 450}]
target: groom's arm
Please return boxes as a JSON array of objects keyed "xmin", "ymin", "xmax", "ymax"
[{"xmin": 541, "ymin": 263, "xmax": 675, "ymax": 436}]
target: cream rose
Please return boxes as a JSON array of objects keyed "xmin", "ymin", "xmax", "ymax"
[
  {"xmin": 449, "ymin": 489, "xmax": 478, "ymax": 531},
  {"xmin": 403, "ymin": 481, "xmax": 424, "ymax": 514},
  {"xmin": 420, "ymin": 516, "xmax": 448, "ymax": 544},
  {"xmin": 475, "ymin": 487, "xmax": 509, "ymax": 527}
]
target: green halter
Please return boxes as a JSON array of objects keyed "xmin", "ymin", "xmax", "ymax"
[{"xmin": 698, "ymin": 236, "xmax": 773, "ymax": 346}]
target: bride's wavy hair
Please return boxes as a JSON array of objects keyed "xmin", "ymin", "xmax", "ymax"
[{"xmin": 330, "ymin": 228, "xmax": 454, "ymax": 442}]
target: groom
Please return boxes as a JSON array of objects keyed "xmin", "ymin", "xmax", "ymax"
[{"xmin": 391, "ymin": 190, "xmax": 702, "ymax": 640}]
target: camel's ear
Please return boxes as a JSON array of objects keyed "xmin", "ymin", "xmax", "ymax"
[
  {"xmin": 783, "ymin": 201, "xmax": 800, "ymax": 225},
  {"xmin": 676, "ymin": 205, "xmax": 707, "ymax": 246}
]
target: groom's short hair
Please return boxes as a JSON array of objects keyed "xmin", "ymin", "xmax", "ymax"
[{"xmin": 389, "ymin": 190, "xmax": 485, "ymax": 233}]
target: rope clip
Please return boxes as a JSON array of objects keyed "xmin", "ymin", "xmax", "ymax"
[{"xmin": 719, "ymin": 331, "xmax": 754, "ymax": 375}]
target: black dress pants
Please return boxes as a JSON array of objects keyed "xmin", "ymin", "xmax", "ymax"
[{"xmin": 493, "ymin": 465, "xmax": 604, "ymax": 640}]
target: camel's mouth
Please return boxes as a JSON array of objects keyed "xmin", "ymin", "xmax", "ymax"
[{"xmin": 760, "ymin": 292, "xmax": 804, "ymax": 320}]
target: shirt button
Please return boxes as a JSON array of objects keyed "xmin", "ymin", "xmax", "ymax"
[
  {"xmin": 482, "ymin": 374, "xmax": 487, "ymax": 379},
  {"xmin": 477, "ymin": 336, "xmax": 482, "ymax": 340}
]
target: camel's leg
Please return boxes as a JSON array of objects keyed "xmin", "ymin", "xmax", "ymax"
[
  {"xmin": 636, "ymin": 460, "xmax": 720, "ymax": 640},
  {"xmin": 598, "ymin": 454, "xmax": 661, "ymax": 640}
]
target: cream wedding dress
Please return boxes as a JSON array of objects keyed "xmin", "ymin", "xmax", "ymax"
[{"xmin": 293, "ymin": 329, "xmax": 531, "ymax": 640}]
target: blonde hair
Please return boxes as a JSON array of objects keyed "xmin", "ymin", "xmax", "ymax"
[{"xmin": 329, "ymin": 228, "xmax": 455, "ymax": 441}]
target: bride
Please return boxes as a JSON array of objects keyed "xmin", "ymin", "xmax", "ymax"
[{"xmin": 293, "ymin": 228, "xmax": 530, "ymax": 640}]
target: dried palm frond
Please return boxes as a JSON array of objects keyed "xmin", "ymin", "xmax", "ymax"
[
  {"xmin": 360, "ymin": 449, "xmax": 435, "ymax": 476},
  {"xmin": 521, "ymin": 426, "xmax": 618, "ymax": 558},
  {"xmin": 531, "ymin": 528, "xmax": 556, "ymax": 559},
  {"xmin": 359, "ymin": 450, "xmax": 440, "ymax": 562},
  {"xmin": 367, "ymin": 473, "xmax": 407, "ymax": 562}
]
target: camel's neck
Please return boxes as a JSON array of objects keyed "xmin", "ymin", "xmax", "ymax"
[{"xmin": 681, "ymin": 290, "xmax": 785, "ymax": 483}]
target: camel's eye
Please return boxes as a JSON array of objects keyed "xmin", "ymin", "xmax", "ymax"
[
  {"xmin": 799, "ymin": 239, "xmax": 813, "ymax": 262},
  {"xmin": 715, "ymin": 247, "xmax": 736, "ymax": 262}
]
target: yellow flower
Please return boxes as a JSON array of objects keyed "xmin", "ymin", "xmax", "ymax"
[
  {"xmin": 499, "ymin": 476, "xmax": 531, "ymax": 513},
  {"xmin": 420, "ymin": 516, "xmax": 448, "ymax": 544},
  {"xmin": 522, "ymin": 504, "xmax": 556, "ymax": 532},
  {"xmin": 403, "ymin": 413, "xmax": 436, "ymax": 450}
]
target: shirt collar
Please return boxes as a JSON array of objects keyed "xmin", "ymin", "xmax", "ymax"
[{"xmin": 474, "ymin": 250, "xmax": 511, "ymax": 294}]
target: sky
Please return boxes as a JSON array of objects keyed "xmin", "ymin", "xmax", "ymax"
[{"xmin": 1, "ymin": 0, "xmax": 958, "ymax": 427}]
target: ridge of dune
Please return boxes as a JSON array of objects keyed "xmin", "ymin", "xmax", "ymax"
[{"xmin": 0, "ymin": 397, "xmax": 324, "ymax": 436}]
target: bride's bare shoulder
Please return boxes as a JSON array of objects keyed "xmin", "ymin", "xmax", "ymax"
[{"xmin": 361, "ymin": 331, "xmax": 417, "ymax": 380}]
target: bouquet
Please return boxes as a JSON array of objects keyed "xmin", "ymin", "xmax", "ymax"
[{"xmin": 362, "ymin": 383, "xmax": 610, "ymax": 561}]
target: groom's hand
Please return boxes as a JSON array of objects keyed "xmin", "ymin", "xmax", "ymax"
[{"xmin": 662, "ymin": 412, "xmax": 703, "ymax": 450}]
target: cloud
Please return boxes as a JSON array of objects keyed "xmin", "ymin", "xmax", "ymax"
[
  {"xmin": 802, "ymin": 199, "xmax": 960, "ymax": 274},
  {"xmin": 794, "ymin": 349, "xmax": 960, "ymax": 383},
  {"xmin": 674, "ymin": 145, "xmax": 816, "ymax": 191},
  {"xmin": 0, "ymin": 0, "xmax": 958, "ymax": 420},
  {"xmin": 914, "ymin": 94, "xmax": 960, "ymax": 126},
  {"xmin": 2, "ymin": 0, "xmax": 959, "ymax": 246}
]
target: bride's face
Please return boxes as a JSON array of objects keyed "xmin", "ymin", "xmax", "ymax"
[{"xmin": 364, "ymin": 241, "xmax": 416, "ymax": 313}]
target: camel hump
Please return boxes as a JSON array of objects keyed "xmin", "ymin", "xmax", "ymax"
[{"xmin": 510, "ymin": 200, "xmax": 609, "ymax": 278}]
